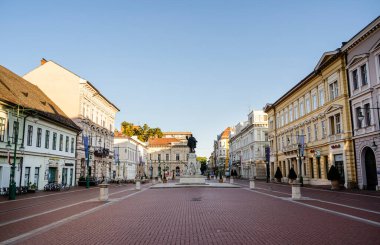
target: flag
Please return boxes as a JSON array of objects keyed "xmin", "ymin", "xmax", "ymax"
[{"xmin": 83, "ymin": 136, "xmax": 89, "ymax": 159}]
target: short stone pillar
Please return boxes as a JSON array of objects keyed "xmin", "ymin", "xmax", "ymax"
[
  {"xmin": 99, "ymin": 184, "xmax": 109, "ymax": 201},
  {"xmin": 292, "ymin": 184, "xmax": 302, "ymax": 200},
  {"xmin": 152, "ymin": 178, "xmax": 156, "ymax": 184},
  {"xmin": 136, "ymin": 180, "xmax": 141, "ymax": 190},
  {"xmin": 223, "ymin": 176, "xmax": 226, "ymax": 182},
  {"xmin": 230, "ymin": 177, "xmax": 234, "ymax": 184},
  {"xmin": 249, "ymin": 179, "xmax": 255, "ymax": 189}
]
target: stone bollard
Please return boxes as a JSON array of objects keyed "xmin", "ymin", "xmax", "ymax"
[
  {"xmin": 136, "ymin": 180, "xmax": 141, "ymax": 190},
  {"xmin": 152, "ymin": 178, "xmax": 156, "ymax": 184},
  {"xmin": 249, "ymin": 179, "xmax": 255, "ymax": 189},
  {"xmin": 223, "ymin": 176, "xmax": 226, "ymax": 182},
  {"xmin": 99, "ymin": 184, "xmax": 109, "ymax": 201},
  {"xmin": 292, "ymin": 184, "xmax": 302, "ymax": 200},
  {"xmin": 230, "ymin": 177, "xmax": 234, "ymax": 184}
]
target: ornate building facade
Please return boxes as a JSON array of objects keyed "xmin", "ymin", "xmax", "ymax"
[
  {"xmin": 147, "ymin": 132, "xmax": 191, "ymax": 179},
  {"xmin": 264, "ymin": 51, "xmax": 356, "ymax": 188},
  {"xmin": 23, "ymin": 59, "xmax": 119, "ymax": 184},
  {"xmin": 343, "ymin": 17, "xmax": 380, "ymax": 190},
  {"xmin": 229, "ymin": 110, "xmax": 268, "ymax": 179}
]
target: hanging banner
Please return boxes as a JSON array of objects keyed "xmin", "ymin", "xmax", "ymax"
[
  {"xmin": 265, "ymin": 146, "xmax": 270, "ymax": 163},
  {"xmin": 298, "ymin": 135, "xmax": 305, "ymax": 156},
  {"xmin": 114, "ymin": 146, "xmax": 119, "ymax": 165},
  {"xmin": 83, "ymin": 136, "xmax": 89, "ymax": 159}
]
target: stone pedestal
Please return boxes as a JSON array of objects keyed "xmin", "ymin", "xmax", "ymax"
[
  {"xmin": 136, "ymin": 180, "xmax": 141, "ymax": 190},
  {"xmin": 229, "ymin": 177, "xmax": 234, "ymax": 184},
  {"xmin": 99, "ymin": 184, "xmax": 109, "ymax": 201},
  {"xmin": 179, "ymin": 175, "xmax": 206, "ymax": 184},
  {"xmin": 249, "ymin": 179, "xmax": 255, "ymax": 189},
  {"xmin": 292, "ymin": 184, "xmax": 301, "ymax": 199}
]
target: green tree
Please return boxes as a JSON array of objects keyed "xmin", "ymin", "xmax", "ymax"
[{"xmin": 120, "ymin": 121, "xmax": 163, "ymax": 142}]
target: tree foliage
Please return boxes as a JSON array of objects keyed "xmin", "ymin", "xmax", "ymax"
[{"xmin": 120, "ymin": 121, "xmax": 163, "ymax": 142}]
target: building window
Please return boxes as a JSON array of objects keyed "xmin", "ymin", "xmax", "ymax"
[
  {"xmin": 294, "ymin": 105, "xmax": 298, "ymax": 120},
  {"xmin": 34, "ymin": 167, "xmax": 40, "ymax": 188},
  {"xmin": 59, "ymin": 134, "xmax": 63, "ymax": 151},
  {"xmin": 289, "ymin": 106, "xmax": 293, "ymax": 122},
  {"xmin": 71, "ymin": 138, "xmax": 74, "ymax": 153},
  {"xmin": 307, "ymin": 126, "xmax": 311, "ymax": 143},
  {"xmin": 352, "ymin": 69, "xmax": 358, "ymax": 90},
  {"xmin": 312, "ymin": 94, "xmax": 317, "ymax": 110},
  {"xmin": 364, "ymin": 103, "xmax": 371, "ymax": 127},
  {"xmin": 329, "ymin": 81, "xmax": 339, "ymax": 101},
  {"xmin": 45, "ymin": 130, "xmax": 50, "ymax": 149},
  {"xmin": 166, "ymin": 154, "xmax": 169, "ymax": 161},
  {"xmin": 53, "ymin": 133, "xmax": 57, "ymax": 150},
  {"xmin": 36, "ymin": 128, "xmax": 42, "ymax": 147},
  {"xmin": 158, "ymin": 154, "xmax": 161, "ymax": 162},
  {"xmin": 305, "ymin": 98, "xmax": 310, "ymax": 114},
  {"xmin": 24, "ymin": 167, "xmax": 31, "ymax": 186},
  {"xmin": 336, "ymin": 114, "xmax": 341, "ymax": 134},
  {"xmin": 299, "ymin": 101, "xmax": 304, "ymax": 117},
  {"xmin": 27, "ymin": 125, "xmax": 33, "ymax": 146},
  {"xmin": 356, "ymin": 107, "xmax": 362, "ymax": 129},
  {"xmin": 176, "ymin": 154, "xmax": 180, "ymax": 161},
  {"xmin": 65, "ymin": 136, "xmax": 69, "ymax": 152},
  {"xmin": 319, "ymin": 88, "xmax": 324, "ymax": 106},
  {"xmin": 360, "ymin": 64, "xmax": 368, "ymax": 86},
  {"xmin": 0, "ymin": 117, "xmax": 5, "ymax": 142}
]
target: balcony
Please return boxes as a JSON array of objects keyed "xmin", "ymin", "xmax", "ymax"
[{"xmin": 94, "ymin": 148, "xmax": 110, "ymax": 158}]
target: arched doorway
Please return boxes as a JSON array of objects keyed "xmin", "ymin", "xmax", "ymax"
[
  {"xmin": 176, "ymin": 166, "xmax": 180, "ymax": 176},
  {"xmin": 363, "ymin": 147, "xmax": 378, "ymax": 190}
]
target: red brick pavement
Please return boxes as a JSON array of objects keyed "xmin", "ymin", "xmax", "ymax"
[{"xmin": 13, "ymin": 186, "xmax": 380, "ymax": 245}]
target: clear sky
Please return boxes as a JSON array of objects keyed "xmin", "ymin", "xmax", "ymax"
[{"xmin": 0, "ymin": 0, "xmax": 379, "ymax": 157}]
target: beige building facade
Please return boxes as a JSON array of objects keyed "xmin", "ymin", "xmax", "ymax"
[
  {"xmin": 265, "ymin": 51, "xmax": 356, "ymax": 188},
  {"xmin": 23, "ymin": 59, "xmax": 120, "ymax": 184},
  {"xmin": 147, "ymin": 132, "xmax": 192, "ymax": 179}
]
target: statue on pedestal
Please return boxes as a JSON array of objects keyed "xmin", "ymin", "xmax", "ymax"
[{"xmin": 186, "ymin": 135, "xmax": 197, "ymax": 153}]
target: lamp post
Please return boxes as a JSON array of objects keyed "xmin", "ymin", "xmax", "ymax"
[
  {"xmin": 297, "ymin": 142, "xmax": 304, "ymax": 187},
  {"xmin": 357, "ymin": 103, "xmax": 380, "ymax": 151},
  {"xmin": 6, "ymin": 123, "xmax": 25, "ymax": 200}
]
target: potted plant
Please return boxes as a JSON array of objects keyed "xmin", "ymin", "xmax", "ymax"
[
  {"xmin": 327, "ymin": 165, "xmax": 340, "ymax": 190},
  {"xmin": 28, "ymin": 182, "xmax": 37, "ymax": 193},
  {"xmin": 288, "ymin": 167, "xmax": 297, "ymax": 184},
  {"xmin": 274, "ymin": 167, "xmax": 283, "ymax": 182}
]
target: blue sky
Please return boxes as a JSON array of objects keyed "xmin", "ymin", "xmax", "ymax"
[{"xmin": 0, "ymin": 0, "xmax": 379, "ymax": 157}]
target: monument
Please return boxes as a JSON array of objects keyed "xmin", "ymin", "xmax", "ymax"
[{"xmin": 179, "ymin": 135, "xmax": 206, "ymax": 184}]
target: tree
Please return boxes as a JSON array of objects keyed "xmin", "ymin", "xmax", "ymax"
[
  {"xmin": 197, "ymin": 157, "xmax": 207, "ymax": 174},
  {"xmin": 288, "ymin": 167, "xmax": 297, "ymax": 180},
  {"xmin": 274, "ymin": 167, "xmax": 283, "ymax": 180},
  {"xmin": 120, "ymin": 121, "xmax": 163, "ymax": 142}
]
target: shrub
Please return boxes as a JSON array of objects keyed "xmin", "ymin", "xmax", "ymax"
[
  {"xmin": 288, "ymin": 167, "xmax": 297, "ymax": 180},
  {"xmin": 274, "ymin": 167, "xmax": 283, "ymax": 179},
  {"xmin": 327, "ymin": 165, "xmax": 340, "ymax": 181}
]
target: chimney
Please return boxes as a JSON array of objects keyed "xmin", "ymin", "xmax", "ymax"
[{"xmin": 41, "ymin": 58, "xmax": 47, "ymax": 65}]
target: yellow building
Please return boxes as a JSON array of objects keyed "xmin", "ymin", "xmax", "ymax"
[{"xmin": 264, "ymin": 51, "xmax": 356, "ymax": 188}]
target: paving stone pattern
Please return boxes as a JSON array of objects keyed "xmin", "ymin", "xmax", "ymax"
[{"xmin": 19, "ymin": 187, "xmax": 380, "ymax": 245}]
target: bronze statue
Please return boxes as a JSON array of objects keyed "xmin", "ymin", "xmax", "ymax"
[{"xmin": 186, "ymin": 135, "xmax": 197, "ymax": 153}]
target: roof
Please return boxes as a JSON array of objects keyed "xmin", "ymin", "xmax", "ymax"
[
  {"xmin": 221, "ymin": 127, "xmax": 231, "ymax": 139},
  {"xmin": 342, "ymin": 16, "xmax": 380, "ymax": 52},
  {"xmin": 27, "ymin": 59, "xmax": 120, "ymax": 112},
  {"xmin": 148, "ymin": 137, "xmax": 180, "ymax": 146},
  {"xmin": 0, "ymin": 65, "xmax": 81, "ymax": 131},
  {"xmin": 163, "ymin": 132, "xmax": 192, "ymax": 135}
]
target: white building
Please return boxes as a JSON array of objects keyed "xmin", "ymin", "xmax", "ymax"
[
  {"xmin": 23, "ymin": 59, "xmax": 119, "ymax": 184},
  {"xmin": 229, "ymin": 110, "xmax": 269, "ymax": 179},
  {"xmin": 214, "ymin": 127, "xmax": 232, "ymax": 176},
  {"xmin": 114, "ymin": 134, "xmax": 148, "ymax": 180},
  {"xmin": 0, "ymin": 65, "xmax": 81, "ymax": 191}
]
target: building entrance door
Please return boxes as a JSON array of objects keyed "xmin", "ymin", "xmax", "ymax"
[
  {"xmin": 364, "ymin": 147, "xmax": 377, "ymax": 190},
  {"xmin": 176, "ymin": 166, "xmax": 180, "ymax": 176},
  {"xmin": 48, "ymin": 167, "xmax": 57, "ymax": 183},
  {"xmin": 62, "ymin": 168, "xmax": 67, "ymax": 185},
  {"xmin": 334, "ymin": 154, "xmax": 345, "ymax": 184}
]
